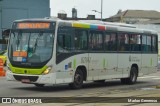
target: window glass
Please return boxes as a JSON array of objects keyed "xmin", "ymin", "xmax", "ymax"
[
  {"xmin": 89, "ymin": 31, "xmax": 103, "ymax": 51},
  {"xmin": 147, "ymin": 36, "xmax": 152, "ymax": 52},
  {"xmin": 57, "ymin": 27, "xmax": 74, "ymax": 54},
  {"xmin": 104, "ymin": 33, "xmax": 116, "ymax": 51},
  {"xmin": 142, "ymin": 35, "xmax": 147, "ymax": 45},
  {"xmin": 9, "ymin": 30, "xmax": 54, "ymax": 63},
  {"xmin": 118, "ymin": 33, "xmax": 130, "ymax": 51},
  {"xmin": 75, "ymin": 30, "xmax": 88, "ymax": 51},
  {"xmin": 152, "ymin": 35, "xmax": 157, "ymax": 52},
  {"xmin": 34, "ymin": 33, "xmax": 54, "ymax": 62},
  {"xmin": 130, "ymin": 34, "xmax": 141, "ymax": 52},
  {"xmin": 142, "ymin": 35, "xmax": 152, "ymax": 52}
]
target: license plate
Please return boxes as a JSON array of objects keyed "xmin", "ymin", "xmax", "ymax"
[{"xmin": 21, "ymin": 79, "xmax": 30, "ymax": 83}]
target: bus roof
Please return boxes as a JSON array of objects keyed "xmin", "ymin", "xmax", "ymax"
[{"xmin": 13, "ymin": 18, "xmax": 158, "ymax": 35}]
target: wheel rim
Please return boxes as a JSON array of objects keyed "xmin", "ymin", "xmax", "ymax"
[
  {"xmin": 75, "ymin": 74, "xmax": 82, "ymax": 86},
  {"xmin": 131, "ymin": 71, "xmax": 137, "ymax": 82}
]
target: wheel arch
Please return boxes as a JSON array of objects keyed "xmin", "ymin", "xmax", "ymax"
[
  {"xmin": 131, "ymin": 64, "xmax": 139, "ymax": 76},
  {"xmin": 76, "ymin": 65, "xmax": 87, "ymax": 81}
]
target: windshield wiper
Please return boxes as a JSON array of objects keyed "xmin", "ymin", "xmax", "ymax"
[
  {"xmin": 16, "ymin": 31, "xmax": 22, "ymax": 50},
  {"xmin": 33, "ymin": 31, "xmax": 43, "ymax": 53}
]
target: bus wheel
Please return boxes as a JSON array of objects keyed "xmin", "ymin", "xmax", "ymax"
[
  {"xmin": 69, "ymin": 70, "xmax": 83, "ymax": 89},
  {"xmin": 34, "ymin": 84, "xmax": 45, "ymax": 87},
  {"xmin": 121, "ymin": 67, "xmax": 138, "ymax": 84}
]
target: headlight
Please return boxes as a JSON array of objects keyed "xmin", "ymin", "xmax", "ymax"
[{"xmin": 43, "ymin": 67, "xmax": 52, "ymax": 75}]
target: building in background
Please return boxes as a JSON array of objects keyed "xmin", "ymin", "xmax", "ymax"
[
  {"xmin": 0, "ymin": 0, "xmax": 50, "ymax": 51},
  {"xmin": 106, "ymin": 9, "xmax": 160, "ymax": 56},
  {"xmin": 106, "ymin": 10, "xmax": 160, "ymax": 24},
  {"xmin": 56, "ymin": 8, "xmax": 103, "ymax": 21}
]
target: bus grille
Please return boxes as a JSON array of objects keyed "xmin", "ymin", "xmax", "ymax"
[{"xmin": 13, "ymin": 75, "xmax": 39, "ymax": 82}]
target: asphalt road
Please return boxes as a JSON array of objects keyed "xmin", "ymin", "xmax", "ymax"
[{"xmin": 0, "ymin": 71, "xmax": 160, "ymax": 106}]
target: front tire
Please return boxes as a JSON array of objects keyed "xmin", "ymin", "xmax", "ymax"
[
  {"xmin": 69, "ymin": 70, "xmax": 83, "ymax": 89},
  {"xmin": 121, "ymin": 67, "xmax": 138, "ymax": 84}
]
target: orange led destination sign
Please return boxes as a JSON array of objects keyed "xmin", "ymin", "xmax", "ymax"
[{"xmin": 18, "ymin": 23, "xmax": 50, "ymax": 29}]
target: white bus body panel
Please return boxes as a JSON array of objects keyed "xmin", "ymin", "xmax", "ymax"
[
  {"xmin": 141, "ymin": 54, "xmax": 158, "ymax": 76},
  {"xmin": 6, "ymin": 71, "xmax": 57, "ymax": 84},
  {"xmin": 55, "ymin": 53, "xmax": 89, "ymax": 83}
]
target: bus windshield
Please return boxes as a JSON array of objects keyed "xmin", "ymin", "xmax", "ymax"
[{"xmin": 8, "ymin": 29, "xmax": 54, "ymax": 67}]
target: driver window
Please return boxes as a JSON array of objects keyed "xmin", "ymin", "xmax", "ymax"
[{"xmin": 57, "ymin": 27, "xmax": 74, "ymax": 54}]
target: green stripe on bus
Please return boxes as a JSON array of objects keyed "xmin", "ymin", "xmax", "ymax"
[
  {"xmin": 9, "ymin": 64, "xmax": 47, "ymax": 75},
  {"xmin": 72, "ymin": 23, "xmax": 90, "ymax": 29},
  {"xmin": 73, "ymin": 58, "xmax": 77, "ymax": 69},
  {"xmin": 82, "ymin": 24, "xmax": 90, "ymax": 29}
]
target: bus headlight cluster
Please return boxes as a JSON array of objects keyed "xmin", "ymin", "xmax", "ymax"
[{"xmin": 43, "ymin": 67, "xmax": 52, "ymax": 75}]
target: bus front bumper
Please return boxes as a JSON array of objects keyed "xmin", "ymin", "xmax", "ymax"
[{"xmin": 6, "ymin": 71, "xmax": 56, "ymax": 84}]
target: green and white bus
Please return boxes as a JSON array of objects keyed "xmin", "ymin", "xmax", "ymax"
[{"xmin": 6, "ymin": 18, "xmax": 158, "ymax": 89}]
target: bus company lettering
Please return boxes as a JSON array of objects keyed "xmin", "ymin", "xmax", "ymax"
[
  {"xmin": 81, "ymin": 57, "xmax": 91, "ymax": 63},
  {"xmin": 129, "ymin": 56, "xmax": 140, "ymax": 62}
]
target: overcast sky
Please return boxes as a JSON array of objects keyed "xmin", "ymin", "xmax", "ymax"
[{"xmin": 50, "ymin": 0, "xmax": 160, "ymax": 18}]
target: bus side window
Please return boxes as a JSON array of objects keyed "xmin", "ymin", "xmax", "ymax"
[
  {"xmin": 57, "ymin": 34, "xmax": 71, "ymax": 53},
  {"xmin": 89, "ymin": 31, "xmax": 103, "ymax": 51},
  {"xmin": 117, "ymin": 33, "xmax": 130, "ymax": 52},
  {"xmin": 104, "ymin": 33, "xmax": 116, "ymax": 51},
  {"xmin": 147, "ymin": 35, "xmax": 152, "ymax": 52},
  {"xmin": 57, "ymin": 27, "xmax": 74, "ymax": 54},
  {"xmin": 152, "ymin": 35, "xmax": 157, "ymax": 53},
  {"xmin": 130, "ymin": 34, "xmax": 141, "ymax": 52},
  {"xmin": 74, "ymin": 29, "xmax": 88, "ymax": 51},
  {"xmin": 142, "ymin": 35, "xmax": 147, "ymax": 52},
  {"xmin": 142, "ymin": 35, "xmax": 152, "ymax": 53}
]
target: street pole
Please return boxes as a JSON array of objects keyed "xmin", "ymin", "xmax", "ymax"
[
  {"xmin": 92, "ymin": 0, "xmax": 103, "ymax": 21},
  {"xmin": 101, "ymin": 0, "xmax": 103, "ymax": 21}
]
